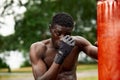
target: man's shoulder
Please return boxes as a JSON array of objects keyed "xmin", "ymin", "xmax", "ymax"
[
  {"xmin": 72, "ymin": 36, "xmax": 91, "ymax": 47},
  {"xmin": 30, "ymin": 39, "xmax": 51, "ymax": 52},
  {"xmin": 30, "ymin": 39, "xmax": 51, "ymax": 60}
]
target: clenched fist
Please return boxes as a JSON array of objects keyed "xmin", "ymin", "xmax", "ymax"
[{"xmin": 54, "ymin": 35, "xmax": 75, "ymax": 64}]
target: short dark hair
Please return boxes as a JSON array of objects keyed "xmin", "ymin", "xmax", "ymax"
[{"xmin": 51, "ymin": 12, "xmax": 74, "ymax": 28}]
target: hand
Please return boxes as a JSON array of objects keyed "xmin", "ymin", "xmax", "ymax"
[{"xmin": 54, "ymin": 35, "xmax": 75, "ymax": 64}]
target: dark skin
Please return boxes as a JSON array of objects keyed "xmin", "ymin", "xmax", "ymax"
[{"xmin": 30, "ymin": 24, "xmax": 98, "ymax": 80}]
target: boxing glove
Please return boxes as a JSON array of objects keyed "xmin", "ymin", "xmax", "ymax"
[{"xmin": 54, "ymin": 35, "xmax": 75, "ymax": 64}]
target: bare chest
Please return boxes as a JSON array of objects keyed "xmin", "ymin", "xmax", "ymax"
[
  {"xmin": 43, "ymin": 47, "xmax": 80, "ymax": 70},
  {"xmin": 43, "ymin": 48, "xmax": 56, "ymax": 67}
]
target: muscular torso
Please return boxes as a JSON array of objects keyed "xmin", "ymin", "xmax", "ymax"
[
  {"xmin": 41, "ymin": 38, "xmax": 81, "ymax": 80},
  {"xmin": 30, "ymin": 36, "xmax": 97, "ymax": 80}
]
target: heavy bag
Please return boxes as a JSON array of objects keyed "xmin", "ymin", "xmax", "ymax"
[{"xmin": 97, "ymin": 0, "xmax": 120, "ymax": 80}]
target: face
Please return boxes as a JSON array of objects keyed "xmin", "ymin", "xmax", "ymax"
[{"xmin": 50, "ymin": 24, "xmax": 73, "ymax": 49}]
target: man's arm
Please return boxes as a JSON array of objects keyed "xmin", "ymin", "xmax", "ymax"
[
  {"xmin": 75, "ymin": 36, "xmax": 98, "ymax": 59},
  {"xmin": 30, "ymin": 42, "xmax": 60, "ymax": 80},
  {"xmin": 83, "ymin": 43, "xmax": 98, "ymax": 59},
  {"xmin": 30, "ymin": 36, "xmax": 75, "ymax": 80}
]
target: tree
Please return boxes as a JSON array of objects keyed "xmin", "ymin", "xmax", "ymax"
[
  {"xmin": 1, "ymin": 0, "xmax": 96, "ymax": 55},
  {"xmin": 0, "ymin": 0, "xmax": 97, "ymax": 67},
  {"xmin": 0, "ymin": 0, "xmax": 27, "ymax": 52}
]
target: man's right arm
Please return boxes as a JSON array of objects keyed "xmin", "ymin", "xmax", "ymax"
[
  {"xmin": 30, "ymin": 42, "xmax": 61, "ymax": 80},
  {"xmin": 30, "ymin": 35, "xmax": 75, "ymax": 80}
]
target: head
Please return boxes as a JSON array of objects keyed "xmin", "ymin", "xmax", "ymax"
[{"xmin": 49, "ymin": 12, "xmax": 74, "ymax": 49}]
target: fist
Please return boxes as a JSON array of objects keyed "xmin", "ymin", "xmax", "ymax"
[
  {"xmin": 54, "ymin": 35, "xmax": 75, "ymax": 64},
  {"xmin": 59, "ymin": 35, "xmax": 75, "ymax": 56}
]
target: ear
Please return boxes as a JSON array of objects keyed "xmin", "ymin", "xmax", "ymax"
[{"xmin": 72, "ymin": 27, "xmax": 75, "ymax": 31}]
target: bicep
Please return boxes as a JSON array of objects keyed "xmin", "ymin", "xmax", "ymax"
[
  {"xmin": 30, "ymin": 42, "xmax": 47, "ymax": 79},
  {"xmin": 31, "ymin": 59, "xmax": 47, "ymax": 79},
  {"xmin": 75, "ymin": 36, "xmax": 97, "ymax": 59}
]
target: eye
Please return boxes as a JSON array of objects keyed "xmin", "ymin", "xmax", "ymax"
[
  {"xmin": 65, "ymin": 32, "xmax": 71, "ymax": 35},
  {"xmin": 52, "ymin": 30, "xmax": 61, "ymax": 36},
  {"xmin": 56, "ymin": 31, "xmax": 61, "ymax": 36}
]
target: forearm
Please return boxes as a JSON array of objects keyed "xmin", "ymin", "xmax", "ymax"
[
  {"xmin": 37, "ymin": 62, "xmax": 60, "ymax": 80},
  {"xmin": 87, "ymin": 46, "xmax": 98, "ymax": 59},
  {"xmin": 83, "ymin": 45, "xmax": 98, "ymax": 60}
]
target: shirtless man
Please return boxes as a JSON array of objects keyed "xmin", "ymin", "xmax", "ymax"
[{"xmin": 30, "ymin": 12, "xmax": 97, "ymax": 80}]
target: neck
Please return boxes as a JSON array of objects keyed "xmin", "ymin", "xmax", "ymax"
[{"xmin": 50, "ymin": 38, "xmax": 59, "ymax": 49}]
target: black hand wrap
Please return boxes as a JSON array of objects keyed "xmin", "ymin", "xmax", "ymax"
[{"xmin": 54, "ymin": 35, "xmax": 75, "ymax": 64}]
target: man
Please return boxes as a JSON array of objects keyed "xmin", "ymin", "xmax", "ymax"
[{"xmin": 30, "ymin": 12, "xmax": 97, "ymax": 80}]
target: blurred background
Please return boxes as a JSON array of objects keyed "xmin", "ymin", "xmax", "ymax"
[{"xmin": 0, "ymin": 0, "xmax": 98, "ymax": 80}]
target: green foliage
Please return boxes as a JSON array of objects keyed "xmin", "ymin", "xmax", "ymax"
[
  {"xmin": 0, "ymin": 36, "xmax": 4, "ymax": 52},
  {"xmin": 0, "ymin": 58, "xmax": 8, "ymax": 68},
  {"xmin": 1, "ymin": 0, "xmax": 97, "ymax": 52}
]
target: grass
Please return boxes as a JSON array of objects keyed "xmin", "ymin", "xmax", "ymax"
[
  {"xmin": 0, "ymin": 64, "xmax": 98, "ymax": 73},
  {"xmin": 0, "ymin": 67, "xmax": 32, "ymax": 73},
  {"xmin": 77, "ymin": 64, "xmax": 98, "ymax": 72},
  {"xmin": 77, "ymin": 64, "xmax": 98, "ymax": 80},
  {"xmin": 0, "ymin": 64, "xmax": 98, "ymax": 80},
  {"xmin": 78, "ymin": 76, "xmax": 98, "ymax": 80},
  {"xmin": 0, "ymin": 75, "xmax": 98, "ymax": 80}
]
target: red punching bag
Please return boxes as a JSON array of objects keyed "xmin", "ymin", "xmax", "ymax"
[{"xmin": 97, "ymin": 0, "xmax": 120, "ymax": 80}]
